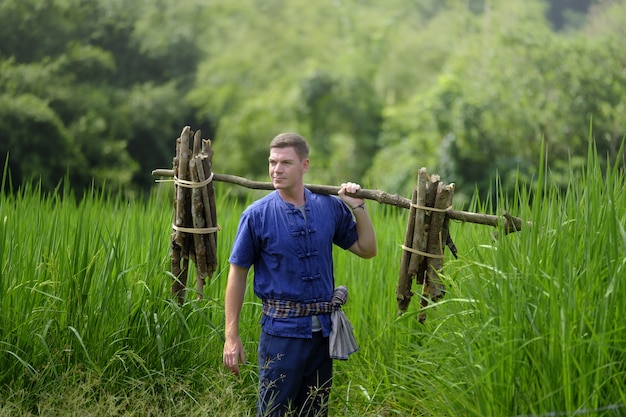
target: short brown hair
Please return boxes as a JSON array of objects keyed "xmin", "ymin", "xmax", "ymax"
[{"xmin": 270, "ymin": 132, "xmax": 310, "ymax": 161}]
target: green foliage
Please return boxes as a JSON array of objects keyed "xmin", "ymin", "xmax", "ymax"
[
  {"xmin": 189, "ymin": 0, "xmax": 424, "ymax": 187},
  {"xmin": 0, "ymin": 0, "xmax": 203, "ymax": 194},
  {"xmin": 0, "ymin": 181, "xmax": 238, "ymax": 404},
  {"xmin": 373, "ymin": 0, "xmax": 626, "ymax": 201},
  {"xmin": 0, "ymin": 93, "xmax": 75, "ymax": 191},
  {"xmin": 1, "ymin": 0, "xmax": 625, "ymax": 204}
]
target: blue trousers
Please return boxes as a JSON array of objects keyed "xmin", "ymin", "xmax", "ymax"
[{"xmin": 257, "ymin": 331, "xmax": 332, "ymax": 417}]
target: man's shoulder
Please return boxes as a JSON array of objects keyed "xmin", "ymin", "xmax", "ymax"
[
  {"xmin": 245, "ymin": 191, "xmax": 280, "ymax": 213},
  {"xmin": 306, "ymin": 189, "xmax": 343, "ymax": 208}
]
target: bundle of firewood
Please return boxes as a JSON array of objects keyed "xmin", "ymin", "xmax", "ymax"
[
  {"xmin": 170, "ymin": 126, "xmax": 218, "ymax": 303},
  {"xmin": 396, "ymin": 168, "xmax": 457, "ymax": 322}
]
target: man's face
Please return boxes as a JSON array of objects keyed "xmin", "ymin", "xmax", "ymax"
[{"xmin": 269, "ymin": 147, "xmax": 309, "ymax": 190}]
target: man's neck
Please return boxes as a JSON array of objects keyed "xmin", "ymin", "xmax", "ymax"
[{"xmin": 277, "ymin": 186, "xmax": 306, "ymax": 207}]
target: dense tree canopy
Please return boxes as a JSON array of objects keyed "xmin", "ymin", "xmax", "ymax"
[
  {"xmin": 371, "ymin": 1, "xmax": 626, "ymax": 199},
  {"xmin": 1, "ymin": 0, "xmax": 624, "ymax": 201}
]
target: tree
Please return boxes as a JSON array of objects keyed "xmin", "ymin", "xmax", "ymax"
[
  {"xmin": 0, "ymin": 0, "xmax": 206, "ymax": 194},
  {"xmin": 189, "ymin": 0, "xmax": 428, "ymax": 186},
  {"xmin": 369, "ymin": 0, "xmax": 626, "ymax": 202},
  {"xmin": 2, "ymin": 0, "xmax": 624, "ymax": 197}
]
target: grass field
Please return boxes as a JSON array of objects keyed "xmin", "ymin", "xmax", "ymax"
[{"xmin": 1, "ymin": 145, "xmax": 625, "ymax": 416}]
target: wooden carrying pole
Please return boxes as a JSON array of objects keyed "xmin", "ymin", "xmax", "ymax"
[{"xmin": 153, "ymin": 168, "xmax": 528, "ymax": 234}]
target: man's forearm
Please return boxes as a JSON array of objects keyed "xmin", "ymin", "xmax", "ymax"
[
  {"xmin": 224, "ymin": 265, "xmax": 247, "ymax": 338},
  {"xmin": 351, "ymin": 206, "xmax": 377, "ymax": 258}
]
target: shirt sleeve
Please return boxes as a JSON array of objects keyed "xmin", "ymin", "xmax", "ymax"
[
  {"xmin": 228, "ymin": 210, "xmax": 258, "ymax": 268},
  {"xmin": 332, "ymin": 197, "xmax": 359, "ymax": 250}
]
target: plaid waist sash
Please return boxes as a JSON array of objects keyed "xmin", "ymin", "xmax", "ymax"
[
  {"xmin": 262, "ymin": 287, "xmax": 348, "ymax": 319},
  {"xmin": 262, "ymin": 299, "xmax": 337, "ymax": 318}
]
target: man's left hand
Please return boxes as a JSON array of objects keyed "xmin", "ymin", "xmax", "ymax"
[{"xmin": 338, "ymin": 182, "xmax": 364, "ymax": 210}]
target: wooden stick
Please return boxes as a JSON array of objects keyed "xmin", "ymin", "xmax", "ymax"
[
  {"xmin": 199, "ymin": 139, "xmax": 218, "ymax": 276},
  {"xmin": 407, "ymin": 168, "xmax": 429, "ymax": 279},
  {"xmin": 441, "ymin": 184, "xmax": 457, "ymax": 259},
  {"xmin": 192, "ymin": 129, "xmax": 201, "ymax": 157},
  {"xmin": 414, "ymin": 174, "xmax": 441, "ymax": 285},
  {"xmin": 195, "ymin": 158, "xmax": 216, "ymax": 271},
  {"xmin": 171, "ymin": 239, "xmax": 184, "ymax": 302},
  {"xmin": 190, "ymin": 157, "xmax": 209, "ymax": 299},
  {"xmin": 424, "ymin": 182, "xmax": 451, "ymax": 300},
  {"xmin": 172, "ymin": 241, "xmax": 189, "ymax": 304},
  {"xmin": 171, "ymin": 137, "xmax": 184, "ymax": 302},
  {"xmin": 419, "ymin": 182, "xmax": 453, "ymax": 323},
  {"xmin": 174, "ymin": 127, "xmax": 191, "ymax": 247},
  {"xmin": 396, "ymin": 186, "xmax": 418, "ymax": 313},
  {"xmin": 152, "ymin": 169, "xmax": 529, "ymax": 233}
]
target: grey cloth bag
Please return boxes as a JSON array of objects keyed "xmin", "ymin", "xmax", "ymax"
[{"xmin": 329, "ymin": 285, "xmax": 359, "ymax": 360}]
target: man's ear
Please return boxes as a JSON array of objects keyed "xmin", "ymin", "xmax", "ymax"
[{"xmin": 302, "ymin": 158, "xmax": 310, "ymax": 173}]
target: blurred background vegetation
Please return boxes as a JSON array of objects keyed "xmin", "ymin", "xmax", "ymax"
[{"xmin": 1, "ymin": 0, "xmax": 624, "ymax": 202}]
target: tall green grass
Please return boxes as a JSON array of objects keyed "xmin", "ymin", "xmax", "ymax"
[
  {"xmin": 1, "ymin": 142, "xmax": 625, "ymax": 416},
  {"xmin": 0, "ymin": 181, "xmax": 246, "ymax": 413},
  {"xmin": 343, "ymin": 142, "xmax": 625, "ymax": 417}
]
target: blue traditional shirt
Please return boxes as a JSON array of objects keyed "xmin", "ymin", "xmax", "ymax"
[{"xmin": 228, "ymin": 188, "xmax": 358, "ymax": 338}]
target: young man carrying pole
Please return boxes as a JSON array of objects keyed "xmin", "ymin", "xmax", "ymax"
[{"xmin": 223, "ymin": 132, "xmax": 377, "ymax": 416}]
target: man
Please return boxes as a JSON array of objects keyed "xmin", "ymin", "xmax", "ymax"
[{"xmin": 223, "ymin": 132, "xmax": 377, "ymax": 416}]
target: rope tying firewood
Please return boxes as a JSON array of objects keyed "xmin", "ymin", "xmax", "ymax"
[
  {"xmin": 172, "ymin": 224, "xmax": 220, "ymax": 234},
  {"xmin": 410, "ymin": 203, "xmax": 452, "ymax": 213},
  {"xmin": 173, "ymin": 172, "xmax": 214, "ymax": 188},
  {"xmin": 400, "ymin": 244, "xmax": 445, "ymax": 259}
]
